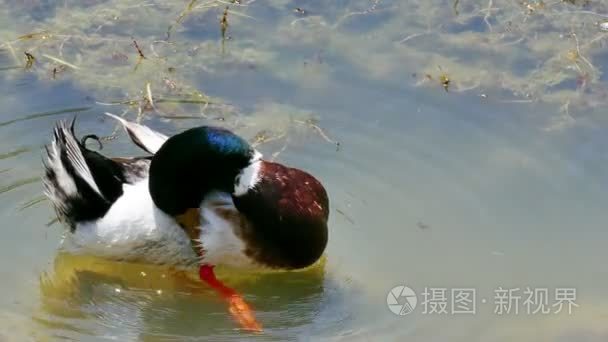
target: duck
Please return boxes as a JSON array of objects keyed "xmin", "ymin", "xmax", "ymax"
[{"xmin": 42, "ymin": 113, "xmax": 330, "ymax": 331}]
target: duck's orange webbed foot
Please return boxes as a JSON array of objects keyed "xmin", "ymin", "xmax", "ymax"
[{"xmin": 199, "ymin": 265, "xmax": 262, "ymax": 332}]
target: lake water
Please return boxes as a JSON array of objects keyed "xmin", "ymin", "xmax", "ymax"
[{"xmin": 1, "ymin": 0, "xmax": 608, "ymax": 340}]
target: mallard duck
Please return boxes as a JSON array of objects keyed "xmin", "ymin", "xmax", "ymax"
[{"xmin": 43, "ymin": 114, "xmax": 329, "ymax": 330}]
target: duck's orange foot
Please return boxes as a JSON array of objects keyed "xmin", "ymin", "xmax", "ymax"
[
  {"xmin": 227, "ymin": 294, "xmax": 262, "ymax": 332},
  {"xmin": 199, "ymin": 265, "xmax": 262, "ymax": 332}
]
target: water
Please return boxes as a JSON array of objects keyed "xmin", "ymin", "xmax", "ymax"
[{"xmin": 1, "ymin": 0, "xmax": 608, "ymax": 340}]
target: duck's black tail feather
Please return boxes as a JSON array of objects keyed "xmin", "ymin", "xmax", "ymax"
[{"xmin": 43, "ymin": 119, "xmax": 127, "ymax": 230}]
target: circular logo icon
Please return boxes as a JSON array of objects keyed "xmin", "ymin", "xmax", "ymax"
[{"xmin": 387, "ymin": 285, "xmax": 417, "ymax": 315}]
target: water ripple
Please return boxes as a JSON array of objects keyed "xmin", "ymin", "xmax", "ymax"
[
  {"xmin": 0, "ymin": 147, "xmax": 30, "ymax": 160},
  {"xmin": 0, "ymin": 107, "xmax": 92, "ymax": 128},
  {"xmin": 0, "ymin": 176, "xmax": 39, "ymax": 195}
]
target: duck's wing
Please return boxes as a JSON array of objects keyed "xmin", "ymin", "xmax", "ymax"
[
  {"xmin": 43, "ymin": 119, "xmax": 150, "ymax": 230},
  {"xmin": 104, "ymin": 113, "xmax": 168, "ymax": 154}
]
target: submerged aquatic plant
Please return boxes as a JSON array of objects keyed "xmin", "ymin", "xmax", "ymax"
[{"xmin": 1, "ymin": 0, "xmax": 608, "ymax": 134}]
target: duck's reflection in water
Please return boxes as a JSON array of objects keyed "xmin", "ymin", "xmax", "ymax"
[{"xmin": 36, "ymin": 252, "xmax": 339, "ymax": 340}]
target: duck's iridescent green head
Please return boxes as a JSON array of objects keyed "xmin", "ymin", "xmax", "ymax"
[{"xmin": 149, "ymin": 126, "xmax": 257, "ymax": 216}]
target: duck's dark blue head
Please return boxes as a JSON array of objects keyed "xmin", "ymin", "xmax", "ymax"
[{"xmin": 149, "ymin": 126, "xmax": 258, "ymax": 217}]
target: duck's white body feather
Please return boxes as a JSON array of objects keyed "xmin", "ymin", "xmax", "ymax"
[
  {"xmin": 45, "ymin": 116, "xmax": 262, "ymax": 269},
  {"xmin": 63, "ymin": 179, "xmax": 255, "ymax": 268},
  {"xmin": 63, "ymin": 180, "xmax": 196, "ymax": 266},
  {"xmin": 198, "ymin": 192, "xmax": 255, "ymax": 268}
]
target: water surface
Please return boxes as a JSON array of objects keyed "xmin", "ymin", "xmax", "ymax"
[{"xmin": 1, "ymin": 0, "xmax": 608, "ymax": 341}]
